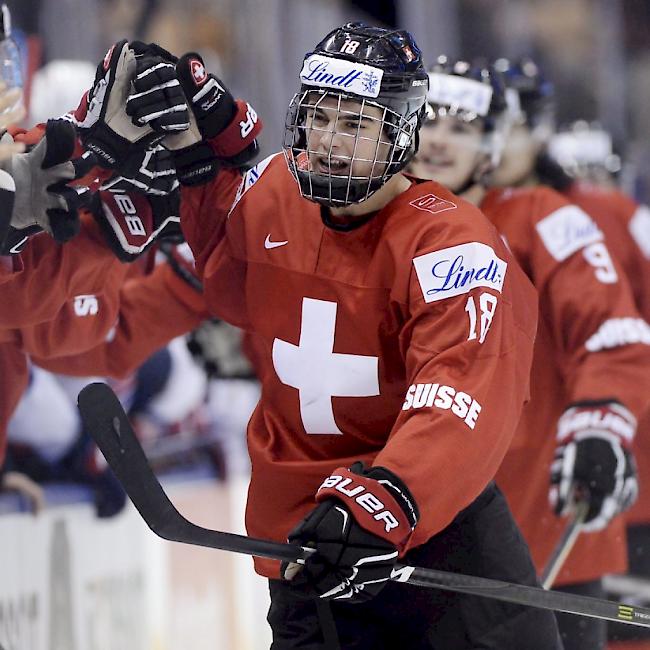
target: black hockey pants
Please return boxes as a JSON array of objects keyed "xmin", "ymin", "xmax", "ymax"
[{"xmin": 267, "ymin": 482, "xmax": 563, "ymax": 649}]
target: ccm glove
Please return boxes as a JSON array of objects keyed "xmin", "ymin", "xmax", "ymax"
[
  {"xmin": 8, "ymin": 119, "xmax": 95, "ymax": 242},
  {"xmin": 282, "ymin": 462, "xmax": 418, "ymax": 603},
  {"xmin": 157, "ymin": 52, "xmax": 262, "ymax": 185},
  {"xmin": 550, "ymin": 401, "xmax": 638, "ymax": 532},
  {"xmin": 90, "ymin": 188, "xmax": 182, "ymax": 262}
]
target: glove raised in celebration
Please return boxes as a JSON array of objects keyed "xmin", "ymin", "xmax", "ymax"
[
  {"xmin": 152, "ymin": 52, "xmax": 262, "ymax": 185},
  {"xmin": 550, "ymin": 401, "xmax": 638, "ymax": 532},
  {"xmin": 282, "ymin": 462, "xmax": 418, "ymax": 603},
  {"xmin": 8, "ymin": 119, "xmax": 95, "ymax": 243},
  {"xmin": 125, "ymin": 42, "xmax": 190, "ymax": 134},
  {"xmin": 90, "ymin": 188, "xmax": 182, "ymax": 262},
  {"xmin": 73, "ymin": 40, "xmax": 189, "ymax": 169}
]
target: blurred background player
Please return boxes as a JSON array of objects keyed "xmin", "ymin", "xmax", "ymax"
[
  {"xmin": 409, "ymin": 56, "xmax": 650, "ymax": 650},
  {"xmin": 492, "ymin": 62, "xmax": 650, "ymax": 650}
]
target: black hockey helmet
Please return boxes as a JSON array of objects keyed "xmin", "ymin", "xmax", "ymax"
[
  {"xmin": 493, "ymin": 57, "xmax": 555, "ymax": 132},
  {"xmin": 283, "ymin": 22, "xmax": 429, "ymax": 207}
]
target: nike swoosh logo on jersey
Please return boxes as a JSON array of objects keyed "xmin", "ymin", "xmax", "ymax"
[{"xmin": 265, "ymin": 234, "xmax": 288, "ymax": 249}]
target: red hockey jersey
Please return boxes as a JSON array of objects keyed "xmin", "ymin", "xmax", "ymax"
[
  {"xmin": 0, "ymin": 252, "xmax": 207, "ymax": 464},
  {"xmin": 562, "ymin": 182, "xmax": 650, "ymax": 526},
  {"xmin": 180, "ymin": 153, "xmax": 539, "ymax": 578},
  {"xmin": 483, "ymin": 186, "xmax": 650, "ymax": 585}
]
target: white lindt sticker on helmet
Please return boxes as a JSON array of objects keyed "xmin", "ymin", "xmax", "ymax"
[
  {"xmin": 427, "ymin": 72, "xmax": 493, "ymax": 117},
  {"xmin": 300, "ymin": 54, "xmax": 384, "ymax": 98}
]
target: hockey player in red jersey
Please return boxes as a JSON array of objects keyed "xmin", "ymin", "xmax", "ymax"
[
  {"xmin": 493, "ymin": 64, "xmax": 650, "ymax": 649},
  {"xmin": 90, "ymin": 27, "xmax": 564, "ymax": 648},
  {"xmin": 409, "ymin": 57, "xmax": 650, "ymax": 650}
]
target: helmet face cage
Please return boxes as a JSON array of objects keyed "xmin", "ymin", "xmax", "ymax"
[{"xmin": 283, "ymin": 88, "xmax": 419, "ymax": 207}]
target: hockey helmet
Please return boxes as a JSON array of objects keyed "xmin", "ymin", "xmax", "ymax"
[
  {"xmin": 283, "ymin": 22, "xmax": 429, "ymax": 207},
  {"xmin": 425, "ymin": 56, "xmax": 509, "ymax": 165},
  {"xmin": 493, "ymin": 57, "xmax": 555, "ymax": 136},
  {"xmin": 547, "ymin": 120, "xmax": 621, "ymax": 181}
]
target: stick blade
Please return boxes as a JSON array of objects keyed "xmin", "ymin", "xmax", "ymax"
[{"xmin": 77, "ymin": 382, "xmax": 182, "ymax": 538}]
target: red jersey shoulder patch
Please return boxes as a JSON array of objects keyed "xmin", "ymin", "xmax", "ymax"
[{"xmin": 409, "ymin": 193, "xmax": 457, "ymax": 215}]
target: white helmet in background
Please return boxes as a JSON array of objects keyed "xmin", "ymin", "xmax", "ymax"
[
  {"xmin": 28, "ymin": 59, "xmax": 96, "ymax": 125},
  {"xmin": 548, "ymin": 120, "xmax": 622, "ymax": 180}
]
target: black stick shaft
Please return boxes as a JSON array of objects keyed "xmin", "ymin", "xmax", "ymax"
[{"xmin": 77, "ymin": 382, "xmax": 650, "ymax": 630}]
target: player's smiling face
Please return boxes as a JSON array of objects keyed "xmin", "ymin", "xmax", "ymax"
[
  {"xmin": 490, "ymin": 123, "xmax": 541, "ymax": 187},
  {"xmin": 304, "ymin": 94, "xmax": 390, "ymax": 179},
  {"xmin": 409, "ymin": 114, "xmax": 487, "ymax": 193}
]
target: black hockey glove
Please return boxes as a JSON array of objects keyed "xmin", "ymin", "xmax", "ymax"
[
  {"xmin": 550, "ymin": 401, "xmax": 638, "ymax": 532},
  {"xmin": 125, "ymin": 41, "xmax": 190, "ymax": 134},
  {"xmin": 7, "ymin": 119, "xmax": 95, "ymax": 243},
  {"xmin": 100, "ymin": 144, "xmax": 178, "ymax": 196},
  {"xmin": 90, "ymin": 188, "xmax": 182, "ymax": 262},
  {"xmin": 157, "ymin": 52, "xmax": 262, "ymax": 185},
  {"xmin": 73, "ymin": 40, "xmax": 187, "ymax": 169},
  {"xmin": 282, "ymin": 462, "xmax": 418, "ymax": 603}
]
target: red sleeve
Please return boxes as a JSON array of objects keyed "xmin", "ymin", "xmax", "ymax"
[
  {"xmin": 0, "ymin": 214, "xmax": 126, "ymax": 329},
  {"xmin": 33, "ymin": 262, "xmax": 208, "ymax": 378},
  {"xmin": 180, "ymin": 167, "xmax": 243, "ymax": 276},
  {"xmin": 10, "ymin": 121, "xmax": 112, "ymax": 188},
  {"xmin": 530, "ymin": 190, "xmax": 650, "ymax": 417},
  {"xmin": 373, "ymin": 211, "xmax": 539, "ymax": 549}
]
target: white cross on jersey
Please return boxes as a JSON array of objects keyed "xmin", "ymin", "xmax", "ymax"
[{"xmin": 272, "ymin": 298, "xmax": 380, "ymax": 434}]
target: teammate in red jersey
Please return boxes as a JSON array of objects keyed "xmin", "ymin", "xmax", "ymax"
[
  {"xmin": 92, "ymin": 26, "xmax": 564, "ymax": 648},
  {"xmin": 493, "ymin": 65, "xmax": 650, "ymax": 642},
  {"xmin": 409, "ymin": 56, "xmax": 650, "ymax": 650}
]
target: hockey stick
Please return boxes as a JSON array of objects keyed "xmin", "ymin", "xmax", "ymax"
[
  {"xmin": 77, "ymin": 382, "xmax": 650, "ymax": 629},
  {"xmin": 541, "ymin": 500, "xmax": 589, "ymax": 589}
]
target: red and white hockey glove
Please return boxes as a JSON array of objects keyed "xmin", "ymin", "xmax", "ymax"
[
  {"xmin": 282, "ymin": 462, "xmax": 418, "ymax": 603},
  {"xmin": 74, "ymin": 40, "xmax": 188, "ymax": 169},
  {"xmin": 155, "ymin": 52, "xmax": 262, "ymax": 185},
  {"xmin": 550, "ymin": 402, "xmax": 638, "ymax": 532},
  {"xmin": 90, "ymin": 188, "xmax": 182, "ymax": 262}
]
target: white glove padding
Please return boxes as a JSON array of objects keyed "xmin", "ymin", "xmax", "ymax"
[
  {"xmin": 550, "ymin": 402, "xmax": 638, "ymax": 532},
  {"xmin": 72, "ymin": 40, "xmax": 168, "ymax": 168},
  {"xmin": 9, "ymin": 120, "xmax": 95, "ymax": 243}
]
